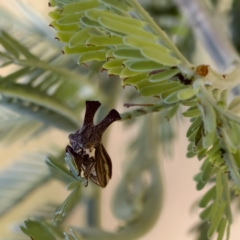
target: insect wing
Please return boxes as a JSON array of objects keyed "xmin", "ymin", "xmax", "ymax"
[{"xmin": 90, "ymin": 144, "xmax": 112, "ymax": 188}]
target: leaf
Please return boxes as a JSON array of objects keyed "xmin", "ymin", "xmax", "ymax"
[
  {"xmin": 217, "ymin": 218, "xmax": 227, "ymax": 240},
  {"xmin": 0, "ymin": 156, "xmax": 50, "ymax": 216},
  {"xmin": 21, "ymin": 220, "xmax": 62, "ymax": 240},
  {"xmin": 141, "ymin": 47, "xmax": 181, "ymax": 66},
  {"xmin": 124, "ymin": 59, "xmax": 163, "ymax": 72},
  {"xmin": 87, "ymin": 35, "xmax": 123, "ymax": 46},
  {"xmin": 46, "ymin": 157, "xmax": 77, "ymax": 183},
  {"xmin": 140, "ymin": 82, "xmax": 180, "ymax": 96},
  {"xmin": 58, "ymin": 12, "xmax": 85, "ymax": 25},
  {"xmin": 103, "ymin": 59, "xmax": 124, "ymax": 69},
  {"xmin": 0, "ymin": 32, "xmax": 19, "ymax": 58},
  {"xmin": 177, "ymin": 88, "xmax": 197, "ymax": 100},
  {"xmin": 113, "ymin": 48, "xmax": 144, "ymax": 59},
  {"xmin": 87, "ymin": 9, "xmax": 146, "ymax": 28},
  {"xmin": 123, "ymin": 36, "xmax": 168, "ymax": 53},
  {"xmin": 99, "ymin": 17, "xmax": 155, "ymax": 39},
  {"xmin": 62, "ymin": 1, "xmax": 100, "ymax": 15},
  {"xmin": 182, "ymin": 107, "xmax": 201, "ymax": 118},
  {"xmin": 162, "ymin": 85, "xmax": 186, "ymax": 103},
  {"xmin": 198, "ymin": 186, "xmax": 216, "ymax": 208},
  {"xmin": 149, "ymin": 68, "xmax": 180, "ymax": 82},
  {"xmin": 78, "ymin": 50, "xmax": 106, "ymax": 63},
  {"xmin": 99, "ymin": 0, "xmax": 132, "ymax": 12},
  {"xmin": 123, "ymin": 72, "xmax": 148, "ymax": 86},
  {"xmin": 207, "ymin": 202, "xmax": 226, "ymax": 238},
  {"xmin": 56, "ymin": 31, "xmax": 77, "ymax": 43},
  {"xmin": 198, "ymin": 99, "xmax": 217, "ymax": 133},
  {"xmin": 54, "ymin": 186, "xmax": 81, "ymax": 222},
  {"xmin": 186, "ymin": 117, "xmax": 202, "ymax": 137},
  {"xmin": 1, "ymin": 31, "xmax": 36, "ymax": 59}
]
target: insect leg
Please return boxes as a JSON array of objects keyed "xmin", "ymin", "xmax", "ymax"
[
  {"xmin": 66, "ymin": 145, "xmax": 83, "ymax": 176},
  {"xmin": 83, "ymin": 160, "xmax": 96, "ymax": 187}
]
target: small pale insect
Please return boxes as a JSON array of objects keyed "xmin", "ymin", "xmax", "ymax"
[{"xmin": 66, "ymin": 101, "xmax": 121, "ymax": 188}]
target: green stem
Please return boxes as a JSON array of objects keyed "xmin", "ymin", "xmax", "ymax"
[
  {"xmin": 14, "ymin": 59, "xmax": 104, "ymax": 99},
  {"xmin": 131, "ymin": 0, "xmax": 192, "ymax": 69},
  {"xmin": 0, "ymin": 85, "xmax": 80, "ymax": 127},
  {"xmin": 120, "ymin": 103, "xmax": 163, "ymax": 121}
]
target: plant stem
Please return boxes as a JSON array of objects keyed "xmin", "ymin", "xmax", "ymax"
[
  {"xmin": 14, "ymin": 59, "xmax": 104, "ymax": 99},
  {"xmin": 120, "ymin": 103, "xmax": 163, "ymax": 121},
  {"xmin": 0, "ymin": 85, "xmax": 80, "ymax": 127},
  {"xmin": 131, "ymin": 0, "xmax": 193, "ymax": 69}
]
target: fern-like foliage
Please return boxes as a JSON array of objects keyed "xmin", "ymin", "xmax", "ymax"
[
  {"xmin": 0, "ymin": 154, "xmax": 50, "ymax": 216},
  {"xmin": 47, "ymin": 0, "xmax": 240, "ymax": 239}
]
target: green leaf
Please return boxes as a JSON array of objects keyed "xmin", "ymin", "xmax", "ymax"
[
  {"xmin": 0, "ymin": 156, "xmax": 50, "ymax": 216},
  {"xmin": 140, "ymin": 82, "xmax": 180, "ymax": 96},
  {"xmin": 141, "ymin": 47, "xmax": 181, "ymax": 66},
  {"xmin": 149, "ymin": 68, "xmax": 180, "ymax": 82},
  {"xmin": 87, "ymin": 35, "xmax": 123, "ymax": 46},
  {"xmin": 46, "ymin": 157, "xmax": 77, "ymax": 183},
  {"xmin": 0, "ymin": 32, "xmax": 19, "ymax": 58},
  {"xmin": 99, "ymin": 0, "xmax": 132, "ymax": 12},
  {"xmin": 56, "ymin": 31, "xmax": 77, "ymax": 43},
  {"xmin": 1, "ymin": 31, "xmax": 36, "ymax": 59},
  {"xmin": 113, "ymin": 48, "xmax": 144, "ymax": 59},
  {"xmin": 207, "ymin": 202, "xmax": 226, "ymax": 238},
  {"xmin": 186, "ymin": 117, "xmax": 202, "ymax": 137},
  {"xmin": 165, "ymin": 103, "xmax": 179, "ymax": 120},
  {"xmin": 87, "ymin": 9, "xmax": 146, "ymax": 28},
  {"xmin": 124, "ymin": 59, "xmax": 163, "ymax": 72},
  {"xmin": 51, "ymin": 20, "xmax": 79, "ymax": 31},
  {"xmin": 198, "ymin": 99, "xmax": 217, "ymax": 133},
  {"xmin": 21, "ymin": 220, "xmax": 61, "ymax": 240},
  {"xmin": 123, "ymin": 72, "xmax": 148, "ymax": 85},
  {"xmin": 57, "ymin": 12, "xmax": 84, "ymax": 25},
  {"xmin": 69, "ymin": 28, "xmax": 91, "ymax": 47},
  {"xmin": 161, "ymin": 85, "xmax": 186, "ymax": 104},
  {"xmin": 103, "ymin": 59, "xmax": 124, "ymax": 69},
  {"xmin": 199, "ymin": 186, "xmax": 216, "ymax": 208},
  {"xmin": 200, "ymin": 202, "xmax": 214, "ymax": 220},
  {"xmin": 64, "ymin": 44, "xmax": 104, "ymax": 54},
  {"xmin": 182, "ymin": 107, "xmax": 201, "ymax": 118},
  {"xmin": 78, "ymin": 50, "xmax": 106, "ymax": 63},
  {"xmin": 64, "ymin": 153, "xmax": 84, "ymax": 181},
  {"xmin": 217, "ymin": 218, "xmax": 227, "ymax": 240},
  {"xmin": 49, "ymin": 9, "xmax": 61, "ymax": 20},
  {"xmin": 124, "ymin": 36, "xmax": 168, "ymax": 53},
  {"xmin": 203, "ymin": 131, "xmax": 216, "ymax": 149},
  {"xmin": 54, "ymin": 186, "xmax": 81, "ymax": 222},
  {"xmin": 99, "ymin": 17, "xmax": 155, "ymax": 39},
  {"xmin": 62, "ymin": 1, "xmax": 100, "ymax": 15},
  {"xmin": 177, "ymin": 88, "xmax": 197, "ymax": 100},
  {"xmin": 80, "ymin": 16, "xmax": 102, "ymax": 28}
]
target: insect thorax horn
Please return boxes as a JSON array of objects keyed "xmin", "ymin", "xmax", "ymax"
[
  {"xmin": 83, "ymin": 101, "xmax": 101, "ymax": 125},
  {"xmin": 95, "ymin": 109, "xmax": 121, "ymax": 134}
]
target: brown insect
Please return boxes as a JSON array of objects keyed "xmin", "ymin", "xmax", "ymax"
[{"xmin": 66, "ymin": 101, "xmax": 121, "ymax": 188}]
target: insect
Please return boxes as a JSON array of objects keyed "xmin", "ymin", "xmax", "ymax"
[{"xmin": 66, "ymin": 101, "xmax": 121, "ymax": 188}]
